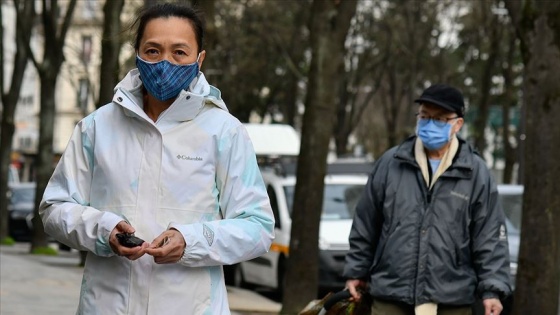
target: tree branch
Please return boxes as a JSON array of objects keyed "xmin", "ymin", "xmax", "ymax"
[{"xmin": 58, "ymin": 0, "xmax": 78, "ymax": 53}]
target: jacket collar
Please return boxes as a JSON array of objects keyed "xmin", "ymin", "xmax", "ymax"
[
  {"xmin": 394, "ymin": 135, "xmax": 474, "ymax": 182},
  {"xmin": 111, "ymin": 69, "xmax": 228, "ymax": 125}
]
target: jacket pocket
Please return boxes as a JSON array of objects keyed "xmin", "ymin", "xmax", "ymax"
[
  {"xmin": 371, "ymin": 221, "xmax": 401, "ymax": 272},
  {"xmin": 451, "ymin": 228, "xmax": 466, "ymax": 267}
]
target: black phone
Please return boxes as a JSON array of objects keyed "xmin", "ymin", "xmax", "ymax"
[{"xmin": 116, "ymin": 233, "xmax": 145, "ymax": 248}]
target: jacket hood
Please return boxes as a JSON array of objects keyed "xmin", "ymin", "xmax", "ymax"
[{"xmin": 112, "ymin": 69, "xmax": 228, "ymax": 124}]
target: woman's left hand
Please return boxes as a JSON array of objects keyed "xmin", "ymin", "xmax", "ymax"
[{"xmin": 145, "ymin": 229, "xmax": 186, "ymax": 264}]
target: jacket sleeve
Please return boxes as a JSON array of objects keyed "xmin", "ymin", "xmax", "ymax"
[
  {"xmin": 343, "ymin": 156, "xmax": 386, "ymax": 280},
  {"xmin": 39, "ymin": 116, "xmax": 124, "ymax": 257},
  {"xmin": 471, "ymin": 171, "xmax": 512, "ymax": 299},
  {"xmin": 170, "ymin": 124, "xmax": 275, "ymax": 267}
]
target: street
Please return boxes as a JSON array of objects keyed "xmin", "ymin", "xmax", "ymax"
[{"xmin": 0, "ymin": 243, "xmax": 280, "ymax": 315}]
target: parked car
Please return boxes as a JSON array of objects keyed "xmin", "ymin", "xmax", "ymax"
[
  {"xmin": 8, "ymin": 165, "xmax": 20, "ymax": 184},
  {"xmin": 224, "ymin": 124, "xmax": 371, "ymax": 297},
  {"xmin": 498, "ymin": 184, "xmax": 523, "ymax": 289},
  {"xmin": 225, "ymin": 160, "xmax": 370, "ymax": 297},
  {"xmin": 7, "ymin": 182, "xmax": 36, "ymax": 241},
  {"xmin": 473, "ymin": 184, "xmax": 522, "ymax": 315}
]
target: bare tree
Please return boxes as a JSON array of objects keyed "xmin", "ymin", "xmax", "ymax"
[
  {"xmin": 468, "ymin": 1, "xmax": 503, "ymax": 154},
  {"xmin": 0, "ymin": 0, "xmax": 35, "ymax": 242},
  {"xmin": 22, "ymin": 0, "xmax": 77, "ymax": 252},
  {"xmin": 348, "ymin": 0, "xmax": 453, "ymax": 158},
  {"xmin": 96, "ymin": 0, "xmax": 124, "ymax": 108},
  {"xmin": 500, "ymin": 30, "xmax": 520, "ymax": 184},
  {"xmin": 505, "ymin": 1, "xmax": 560, "ymax": 314},
  {"xmin": 280, "ymin": 0, "xmax": 358, "ymax": 313}
]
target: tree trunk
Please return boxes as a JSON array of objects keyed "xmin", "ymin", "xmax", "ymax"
[
  {"xmin": 0, "ymin": 0, "xmax": 34, "ymax": 242},
  {"xmin": 29, "ymin": 0, "xmax": 77, "ymax": 252},
  {"xmin": 506, "ymin": 1, "xmax": 560, "ymax": 314},
  {"xmin": 501, "ymin": 32, "xmax": 518, "ymax": 184},
  {"xmin": 280, "ymin": 0, "xmax": 357, "ymax": 313},
  {"xmin": 97, "ymin": 0, "xmax": 124, "ymax": 109},
  {"xmin": 472, "ymin": 13, "xmax": 501, "ymax": 155},
  {"xmin": 31, "ymin": 75, "xmax": 58, "ymax": 250}
]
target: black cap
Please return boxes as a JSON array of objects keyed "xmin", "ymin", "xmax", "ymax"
[{"xmin": 414, "ymin": 84, "xmax": 465, "ymax": 117}]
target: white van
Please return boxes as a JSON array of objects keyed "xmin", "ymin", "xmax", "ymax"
[
  {"xmin": 224, "ymin": 124, "xmax": 371, "ymax": 296},
  {"xmin": 8, "ymin": 165, "xmax": 20, "ymax": 184}
]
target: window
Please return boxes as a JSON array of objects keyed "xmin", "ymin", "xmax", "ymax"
[
  {"xmin": 77, "ymin": 78, "xmax": 89, "ymax": 111},
  {"xmin": 283, "ymin": 183, "xmax": 365, "ymax": 220},
  {"xmin": 81, "ymin": 35, "xmax": 92, "ymax": 65},
  {"xmin": 82, "ymin": 0, "xmax": 97, "ymax": 20},
  {"xmin": 267, "ymin": 185, "xmax": 281, "ymax": 229}
]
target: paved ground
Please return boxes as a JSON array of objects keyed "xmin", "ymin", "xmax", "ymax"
[{"xmin": 0, "ymin": 243, "xmax": 281, "ymax": 315}]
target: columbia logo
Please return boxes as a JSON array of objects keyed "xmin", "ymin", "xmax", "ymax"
[
  {"xmin": 176, "ymin": 155, "xmax": 203, "ymax": 161},
  {"xmin": 450, "ymin": 190, "xmax": 469, "ymax": 201},
  {"xmin": 203, "ymin": 224, "xmax": 214, "ymax": 246}
]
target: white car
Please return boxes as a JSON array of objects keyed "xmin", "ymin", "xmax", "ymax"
[
  {"xmin": 497, "ymin": 184, "xmax": 523, "ymax": 290},
  {"xmin": 225, "ymin": 160, "xmax": 370, "ymax": 297},
  {"xmin": 473, "ymin": 184, "xmax": 522, "ymax": 315}
]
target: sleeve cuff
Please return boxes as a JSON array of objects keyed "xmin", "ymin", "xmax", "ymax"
[
  {"xmin": 168, "ymin": 222, "xmax": 199, "ymax": 264},
  {"xmin": 482, "ymin": 291, "xmax": 500, "ymax": 300},
  {"xmin": 94, "ymin": 212, "xmax": 126, "ymax": 256}
]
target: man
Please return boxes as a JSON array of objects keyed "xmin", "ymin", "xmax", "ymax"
[{"xmin": 344, "ymin": 84, "xmax": 511, "ymax": 315}]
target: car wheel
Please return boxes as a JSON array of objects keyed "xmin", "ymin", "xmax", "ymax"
[
  {"xmin": 233, "ymin": 263, "xmax": 247, "ymax": 288},
  {"xmin": 277, "ymin": 256, "xmax": 286, "ymax": 299}
]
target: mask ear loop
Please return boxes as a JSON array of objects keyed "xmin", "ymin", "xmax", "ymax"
[{"xmin": 448, "ymin": 117, "xmax": 460, "ymax": 139}]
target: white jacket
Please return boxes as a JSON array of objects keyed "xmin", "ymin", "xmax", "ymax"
[{"xmin": 40, "ymin": 70, "xmax": 275, "ymax": 315}]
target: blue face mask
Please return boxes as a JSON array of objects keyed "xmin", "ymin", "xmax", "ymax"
[
  {"xmin": 417, "ymin": 119, "xmax": 454, "ymax": 150},
  {"xmin": 136, "ymin": 54, "xmax": 200, "ymax": 101}
]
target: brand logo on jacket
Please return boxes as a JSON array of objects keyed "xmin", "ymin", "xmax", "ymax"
[
  {"xmin": 203, "ymin": 224, "xmax": 214, "ymax": 246},
  {"xmin": 450, "ymin": 190, "xmax": 469, "ymax": 201},
  {"xmin": 499, "ymin": 224, "xmax": 507, "ymax": 241},
  {"xmin": 176, "ymin": 154, "xmax": 203, "ymax": 161}
]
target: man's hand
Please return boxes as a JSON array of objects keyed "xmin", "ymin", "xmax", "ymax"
[
  {"xmin": 145, "ymin": 228, "xmax": 186, "ymax": 264},
  {"xmin": 483, "ymin": 298, "xmax": 503, "ymax": 315},
  {"xmin": 345, "ymin": 279, "xmax": 367, "ymax": 302},
  {"xmin": 109, "ymin": 221, "xmax": 149, "ymax": 260}
]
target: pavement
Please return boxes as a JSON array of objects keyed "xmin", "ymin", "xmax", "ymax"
[{"xmin": 0, "ymin": 243, "xmax": 281, "ymax": 315}]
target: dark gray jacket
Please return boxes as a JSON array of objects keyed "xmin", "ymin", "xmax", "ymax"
[{"xmin": 344, "ymin": 136, "xmax": 512, "ymax": 305}]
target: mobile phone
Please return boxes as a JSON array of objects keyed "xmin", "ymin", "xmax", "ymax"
[{"xmin": 116, "ymin": 233, "xmax": 145, "ymax": 248}]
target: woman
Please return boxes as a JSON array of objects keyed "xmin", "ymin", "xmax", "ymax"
[{"xmin": 40, "ymin": 3, "xmax": 274, "ymax": 314}]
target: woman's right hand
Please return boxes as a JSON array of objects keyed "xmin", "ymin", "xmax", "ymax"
[
  {"xmin": 109, "ymin": 221, "xmax": 149, "ymax": 260},
  {"xmin": 346, "ymin": 279, "xmax": 367, "ymax": 302}
]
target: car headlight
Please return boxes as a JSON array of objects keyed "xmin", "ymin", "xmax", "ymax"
[{"xmin": 318, "ymin": 237, "xmax": 331, "ymax": 250}]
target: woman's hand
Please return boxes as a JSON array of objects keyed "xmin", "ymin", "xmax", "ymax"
[
  {"xmin": 145, "ymin": 228, "xmax": 186, "ymax": 264},
  {"xmin": 109, "ymin": 221, "xmax": 150, "ymax": 260}
]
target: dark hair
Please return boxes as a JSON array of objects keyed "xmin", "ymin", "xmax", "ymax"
[{"xmin": 130, "ymin": 3, "xmax": 205, "ymax": 53}]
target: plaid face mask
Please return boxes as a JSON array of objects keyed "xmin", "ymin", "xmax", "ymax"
[{"xmin": 136, "ymin": 54, "xmax": 200, "ymax": 101}]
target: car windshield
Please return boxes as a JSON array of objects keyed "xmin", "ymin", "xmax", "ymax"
[
  {"xmin": 284, "ymin": 184, "xmax": 364, "ymax": 220},
  {"xmin": 499, "ymin": 193, "xmax": 522, "ymax": 231},
  {"xmin": 10, "ymin": 187, "xmax": 35, "ymax": 204}
]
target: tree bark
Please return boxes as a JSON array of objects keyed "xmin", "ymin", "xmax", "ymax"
[
  {"xmin": 280, "ymin": 0, "xmax": 357, "ymax": 313},
  {"xmin": 501, "ymin": 31, "xmax": 518, "ymax": 184},
  {"xmin": 31, "ymin": 74, "xmax": 58, "ymax": 249},
  {"xmin": 96, "ymin": 0, "xmax": 124, "ymax": 108},
  {"xmin": 29, "ymin": 0, "xmax": 78, "ymax": 252},
  {"xmin": 0, "ymin": 0, "xmax": 34, "ymax": 242},
  {"xmin": 506, "ymin": 1, "xmax": 560, "ymax": 314},
  {"xmin": 472, "ymin": 7, "xmax": 501, "ymax": 154}
]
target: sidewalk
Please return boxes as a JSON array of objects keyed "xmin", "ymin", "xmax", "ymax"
[{"xmin": 0, "ymin": 243, "xmax": 280, "ymax": 315}]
